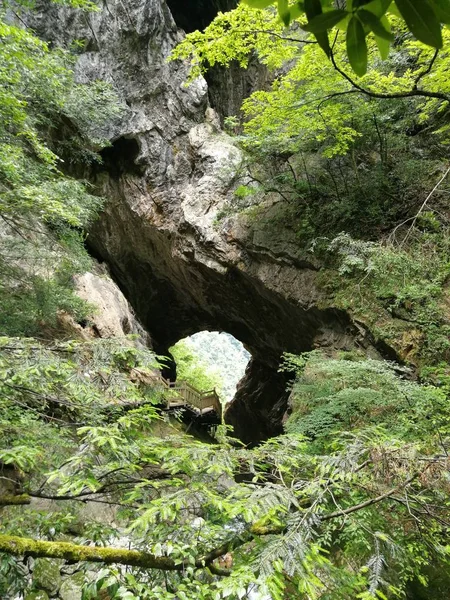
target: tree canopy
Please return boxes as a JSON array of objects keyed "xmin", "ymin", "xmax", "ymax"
[
  {"xmin": 243, "ymin": 0, "xmax": 450, "ymax": 76},
  {"xmin": 1, "ymin": 340, "xmax": 449, "ymax": 599}
]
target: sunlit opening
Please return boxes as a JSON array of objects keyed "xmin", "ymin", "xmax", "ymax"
[{"xmin": 170, "ymin": 331, "xmax": 251, "ymax": 404}]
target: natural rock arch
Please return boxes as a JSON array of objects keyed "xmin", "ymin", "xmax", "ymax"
[{"xmin": 28, "ymin": 0, "xmax": 383, "ymax": 443}]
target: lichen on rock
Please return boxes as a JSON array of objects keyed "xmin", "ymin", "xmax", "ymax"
[
  {"xmin": 24, "ymin": 591, "xmax": 50, "ymax": 600},
  {"xmin": 32, "ymin": 558, "xmax": 63, "ymax": 595},
  {"xmin": 59, "ymin": 571, "xmax": 85, "ymax": 600}
]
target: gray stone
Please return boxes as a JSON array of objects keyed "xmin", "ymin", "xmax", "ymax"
[
  {"xmin": 74, "ymin": 268, "xmax": 151, "ymax": 346},
  {"xmin": 59, "ymin": 571, "xmax": 85, "ymax": 600},
  {"xmin": 32, "ymin": 558, "xmax": 62, "ymax": 595}
]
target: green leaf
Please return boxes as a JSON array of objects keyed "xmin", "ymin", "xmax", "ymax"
[
  {"xmin": 361, "ymin": 0, "xmax": 392, "ymax": 17},
  {"xmin": 278, "ymin": 0, "xmax": 290, "ymax": 24},
  {"xmin": 313, "ymin": 31, "xmax": 332, "ymax": 56},
  {"xmin": 429, "ymin": 0, "xmax": 450, "ymax": 24},
  {"xmin": 374, "ymin": 17, "xmax": 391, "ymax": 57},
  {"xmin": 347, "ymin": 15, "xmax": 368, "ymax": 76},
  {"xmin": 395, "ymin": 0, "xmax": 443, "ymax": 48},
  {"xmin": 305, "ymin": 0, "xmax": 331, "ymax": 56},
  {"xmin": 303, "ymin": 9, "xmax": 348, "ymax": 33},
  {"xmin": 358, "ymin": 9, "xmax": 394, "ymax": 40},
  {"xmin": 304, "ymin": 0, "xmax": 321, "ymax": 18},
  {"xmin": 388, "ymin": 3, "xmax": 401, "ymax": 16},
  {"xmin": 243, "ymin": 0, "xmax": 275, "ymax": 8},
  {"xmin": 288, "ymin": 1, "xmax": 306, "ymax": 21}
]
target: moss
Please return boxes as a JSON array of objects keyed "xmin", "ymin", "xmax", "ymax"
[
  {"xmin": 24, "ymin": 592, "xmax": 50, "ymax": 600},
  {"xmin": 0, "ymin": 533, "xmax": 181, "ymax": 570},
  {"xmin": 0, "ymin": 493, "xmax": 31, "ymax": 506}
]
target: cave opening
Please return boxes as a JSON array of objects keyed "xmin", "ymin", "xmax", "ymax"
[
  {"xmin": 169, "ymin": 330, "xmax": 251, "ymax": 406},
  {"xmin": 99, "ymin": 137, "xmax": 144, "ymax": 178},
  {"xmin": 165, "ymin": 0, "xmax": 237, "ymax": 33},
  {"xmin": 153, "ymin": 325, "xmax": 293, "ymax": 445}
]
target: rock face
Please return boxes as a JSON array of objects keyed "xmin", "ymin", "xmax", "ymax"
[
  {"xmin": 205, "ymin": 55, "xmax": 272, "ymax": 124},
  {"xmin": 28, "ymin": 0, "xmax": 382, "ymax": 442},
  {"xmin": 74, "ymin": 268, "xmax": 151, "ymax": 346},
  {"xmin": 32, "ymin": 558, "xmax": 63, "ymax": 596}
]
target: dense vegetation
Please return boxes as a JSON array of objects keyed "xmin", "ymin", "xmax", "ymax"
[
  {"xmin": 0, "ymin": 3, "xmax": 121, "ymax": 336},
  {"xmin": 169, "ymin": 339, "xmax": 226, "ymax": 399},
  {"xmin": 1, "ymin": 339, "xmax": 449, "ymax": 600},
  {"xmin": 0, "ymin": 1, "xmax": 449, "ymax": 600}
]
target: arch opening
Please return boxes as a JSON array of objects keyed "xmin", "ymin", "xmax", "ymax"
[{"xmin": 170, "ymin": 330, "xmax": 251, "ymax": 406}]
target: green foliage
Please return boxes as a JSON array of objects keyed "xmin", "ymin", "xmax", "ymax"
[
  {"xmin": 0, "ymin": 2, "xmax": 449, "ymax": 599},
  {"xmin": 242, "ymin": 0, "xmax": 448, "ymax": 75},
  {"xmin": 170, "ymin": 4, "xmax": 297, "ymax": 78},
  {"xmin": 0, "ymin": 338, "xmax": 449, "ymax": 599},
  {"xmin": 318, "ymin": 229, "xmax": 450, "ymax": 363},
  {"xmin": 222, "ymin": 108, "xmax": 446, "ymax": 242},
  {"xmin": 0, "ymin": 337, "xmax": 162, "ymax": 477},
  {"xmin": 170, "ymin": 340, "xmax": 224, "ymax": 396},
  {"xmin": 172, "ymin": 0, "xmax": 450, "ymax": 256},
  {"xmin": 172, "ymin": 3, "xmax": 450, "ymax": 157},
  {"xmin": 0, "ymin": 16, "xmax": 123, "ymax": 336},
  {"xmin": 283, "ymin": 350, "xmax": 448, "ymax": 445}
]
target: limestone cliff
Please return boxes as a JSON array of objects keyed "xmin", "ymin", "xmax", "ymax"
[
  {"xmin": 74, "ymin": 268, "xmax": 151, "ymax": 346},
  {"xmin": 26, "ymin": 0, "xmax": 384, "ymax": 442}
]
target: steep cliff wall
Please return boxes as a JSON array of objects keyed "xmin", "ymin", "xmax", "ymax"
[{"xmin": 27, "ymin": 0, "xmax": 383, "ymax": 443}]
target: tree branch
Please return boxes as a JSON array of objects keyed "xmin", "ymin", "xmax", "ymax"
[
  {"xmin": 0, "ymin": 534, "xmax": 184, "ymax": 571},
  {"xmin": 0, "ymin": 533, "xmax": 237, "ymax": 576},
  {"xmin": 321, "ymin": 471, "xmax": 419, "ymax": 521},
  {"xmin": 0, "ymin": 494, "xmax": 31, "ymax": 506},
  {"xmin": 413, "ymin": 49, "xmax": 439, "ymax": 90},
  {"xmin": 329, "ymin": 48, "xmax": 449, "ymax": 103}
]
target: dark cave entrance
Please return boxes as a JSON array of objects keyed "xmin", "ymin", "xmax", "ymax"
[
  {"xmin": 99, "ymin": 137, "xmax": 144, "ymax": 179},
  {"xmin": 88, "ymin": 193, "xmax": 363, "ymax": 445},
  {"xmin": 165, "ymin": 0, "xmax": 237, "ymax": 33}
]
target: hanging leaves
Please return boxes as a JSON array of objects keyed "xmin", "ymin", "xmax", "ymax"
[
  {"xmin": 242, "ymin": 0, "xmax": 447, "ymax": 75},
  {"xmin": 373, "ymin": 18, "xmax": 392, "ymax": 58},
  {"xmin": 347, "ymin": 15, "xmax": 368, "ymax": 76},
  {"xmin": 358, "ymin": 9, "xmax": 394, "ymax": 41},
  {"xmin": 304, "ymin": 0, "xmax": 332, "ymax": 57},
  {"xmin": 430, "ymin": 0, "xmax": 450, "ymax": 24},
  {"xmin": 395, "ymin": 0, "xmax": 443, "ymax": 48},
  {"xmin": 302, "ymin": 9, "xmax": 348, "ymax": 33}
]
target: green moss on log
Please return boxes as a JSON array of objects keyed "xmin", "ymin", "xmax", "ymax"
[
  {"xmin": 0, "ymin": 494, "xmax": 31, "ymax": 506},
  {"xmin": 0, "ymin": 534, "xmax": 180, "ymax": 570}
]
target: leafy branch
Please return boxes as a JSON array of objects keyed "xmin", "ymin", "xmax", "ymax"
[
  {"xmin": 244, "ymin": 0, "xmax": 450, "ymax": 76},
  {"xmin": 329, "ymin": 43, "xmax": 449, "ymax": 101}
]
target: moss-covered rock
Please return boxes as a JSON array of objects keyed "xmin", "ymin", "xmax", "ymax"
[
  {"xmin": 59, "ymin": 571, "xmax": 85, "ymax": 600},
  {"xmin": 24, "ymin": 591, "xmax": 50, "ymax": 600},
  {"xmin": 32, "ymin": 557, "xmax": 63, "ymax": 595}
]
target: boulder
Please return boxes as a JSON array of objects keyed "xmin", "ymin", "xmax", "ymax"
[
  {"xmin": 59, "ymin": 571, "xmax": 85, "ymax": 600},
  {"xmin": 32, "ymin": 558, "xmax": 63, "ymax": 595}
]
